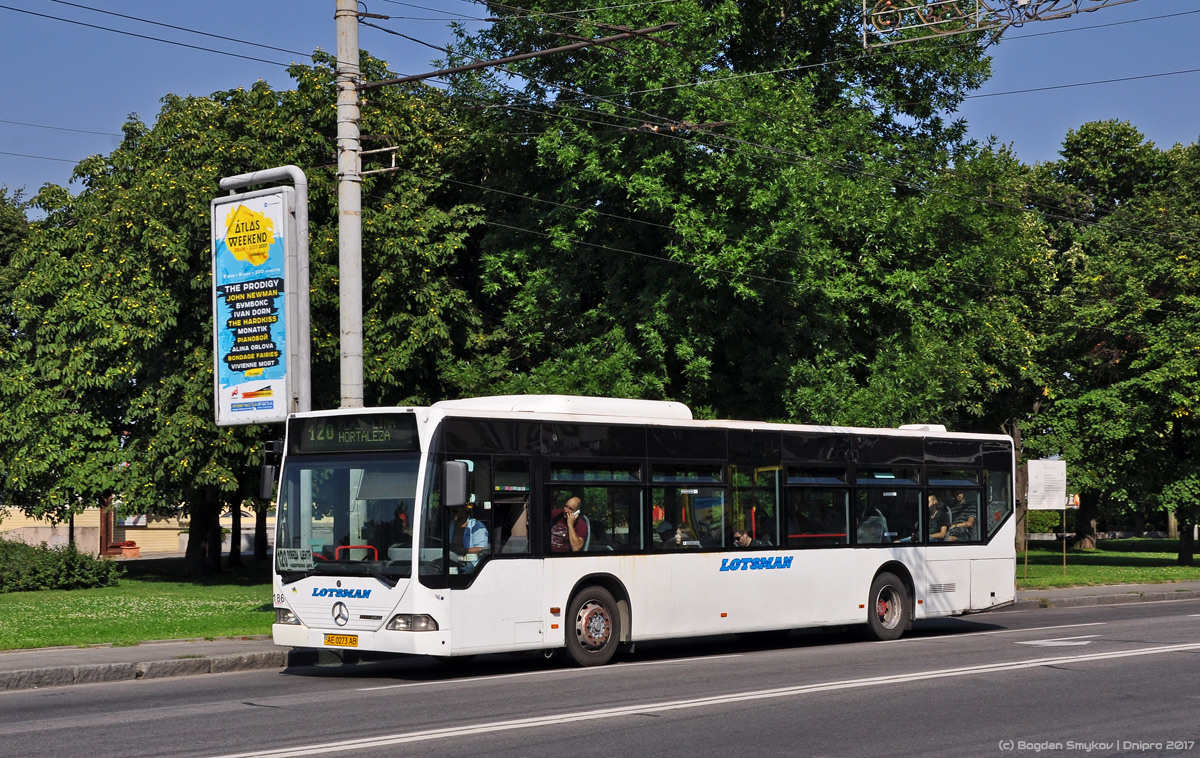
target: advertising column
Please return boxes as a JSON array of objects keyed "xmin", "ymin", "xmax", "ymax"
[{"xmin": 211, "ymin": 187, "xmax": 296, "ymax": 425}]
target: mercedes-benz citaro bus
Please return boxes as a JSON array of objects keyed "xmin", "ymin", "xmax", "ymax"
[{"xmin": 269, "ymin": 395, "xmax": 1016, "ymax": 666}]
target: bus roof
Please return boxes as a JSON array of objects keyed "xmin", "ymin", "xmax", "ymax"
[
  {"xmin": 293, "ymin": 396, "xmax": 1008, "ymax": 444},
  {"xmin": 431, "ymin": 394, "xmax": 693, "ymax": 421}
]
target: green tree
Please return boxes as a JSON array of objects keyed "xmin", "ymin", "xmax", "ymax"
[
  {"xmin": 0, "ymin": 53, "xmax": 483, "ymax": 573},
  {"xmin": 0, "ymin": 187, "xmax": 27, "ymax": 357},
  {"xmin": 1023, "ymin": 121, "xmax": 1200, "ymax": 560},
  {"xmin": 446, "ymin": 0, "xmax": 1044, "ymax": 430}
]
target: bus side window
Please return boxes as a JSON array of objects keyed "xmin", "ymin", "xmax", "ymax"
[
  {"xmin": 786, "ymin": 488, "xmax": 849, "ymax": 546},
  {"xmin": 494, "ymin": 459, "xmax": 531, "ymax": 554},
  {"xmin": 985, "ymin": 468, "xmax": 1013, "ymax": 539},
  {"xmin": 449, "ymin": 457, "xmax": 491, "ymax": 568},
  {"xmin": 731, "ymin": 465, "xmax": 777, "ymax": 548},
  {"xmin": 856, "ymin": 489, "xmax": 921, "ymax": 544},
  {"xmin": 497, "ymin": 498, "xmax": 529, "ymax": 554}
]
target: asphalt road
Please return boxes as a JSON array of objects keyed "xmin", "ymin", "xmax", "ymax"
[{"xmin": 3, "ymin": 598, "xmax": 1200, "ymax": 758}]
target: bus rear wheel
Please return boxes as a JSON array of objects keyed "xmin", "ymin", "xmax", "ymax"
[
  {"xmin": 565, "ymin": 586, "xmax": 620, "ymax": 667},
  {"xmin": 865, "ymin": 572, "xmax": 908, "ymax": 641}
]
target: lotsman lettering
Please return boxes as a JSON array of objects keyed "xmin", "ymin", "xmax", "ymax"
[{"xmin": 718, "ymin": 555, "xmax": 795, "ymax": 572}]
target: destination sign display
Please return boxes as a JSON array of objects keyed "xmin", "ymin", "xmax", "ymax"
[{"xmin": 289, "ymin": 413, "xmax": 418, "ymax": 454}]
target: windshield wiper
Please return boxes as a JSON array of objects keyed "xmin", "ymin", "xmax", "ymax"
[
  {"xmin": 362, "ymin": 563, "xmax": 398, "ymax": 588},
  {"xmin": 280, "ymin": 563, "xmax": 399, "ymax": 588},
  {"xmin": 279, "ymin": 570, "xmax": 313, "ymax": 585}
]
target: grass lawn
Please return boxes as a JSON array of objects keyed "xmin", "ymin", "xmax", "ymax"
[
  {"xmin": 0, "ymin": 556, "xmax": 273, "ymax": 651},
  {"xmin": 1016, "ymin": 538, "xmax": 1200, "ymax": 589},
  {"xmin": 2, "ymin": 540, "xmax": 1199, "ymax": 650}
]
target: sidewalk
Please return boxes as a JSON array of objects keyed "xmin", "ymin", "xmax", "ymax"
[
  {"xmin": 1008, "ymin": 579, "xmax": 1200, "ymax": 611},
  {"xmin": 3, "ymin": 581, "xmax": 1200, "ymax": 692},
  {"xmin": 0, "ymin": 636, "xmax": 290, "ymax": 692}
]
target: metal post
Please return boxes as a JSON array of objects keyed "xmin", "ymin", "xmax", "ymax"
[
  {"xmin": 336, "ymin": 0, "xmax": 364, "ymax": 408},
  {"xmin": 219, "ymin": 166, "xmax": 311, "ymax": 414}
]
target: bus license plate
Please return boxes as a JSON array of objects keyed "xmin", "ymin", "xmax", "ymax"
[{"xmin": 324, "ymin": 634, "xmax": 358, "ymax": 648}]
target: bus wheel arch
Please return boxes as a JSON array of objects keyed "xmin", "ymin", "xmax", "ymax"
[
  {"xmin": 864, "ymin": 563, "xmax": 913, "ymax": 642},
  {"xmin": 564, "ymin": 576, "xmax": 629, "ymax": 667}
]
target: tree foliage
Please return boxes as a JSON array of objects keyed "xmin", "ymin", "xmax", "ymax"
[
  {"xmin": 4, "ymin": 4, "xmax": 1200, "ymax": 569},
  {"xmin": 444, "ymin": 0, "xmax": 1043, "ymax": 428},
  {"xmin": 0, "ymin": 53, "xmax": 482, "ymax": 572},
  {"xmin": 1023, "ymin": 121, "xmax": 1200, "ymax": 559}
]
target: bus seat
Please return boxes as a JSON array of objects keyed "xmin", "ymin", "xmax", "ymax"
[{"xmin": 856, "ymin": 509, "xmax": 888, "ymax": 544}]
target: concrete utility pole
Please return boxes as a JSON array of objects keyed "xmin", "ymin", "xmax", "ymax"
[{"xmin": 335, "ymin": 0, "xmax": 364, "ymax": 409}]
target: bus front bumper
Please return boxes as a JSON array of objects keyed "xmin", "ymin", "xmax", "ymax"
[{"xmin": 273, "ymin": 623, "xmax": 452, "ymax": 656}]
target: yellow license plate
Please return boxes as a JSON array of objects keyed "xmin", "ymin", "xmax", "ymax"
[{"xmin": 324, "ymin": 634, "xmax": 358, "ymax": 648}]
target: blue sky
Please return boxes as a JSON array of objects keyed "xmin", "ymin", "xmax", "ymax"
[{"xmin": 1, "ymin": 0, "xmax": 1197, "ymax": 199}]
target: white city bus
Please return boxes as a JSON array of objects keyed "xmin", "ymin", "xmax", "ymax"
[{"xmin": 270, "ymin": 395, "xmax": 1015, "ymax": 666}]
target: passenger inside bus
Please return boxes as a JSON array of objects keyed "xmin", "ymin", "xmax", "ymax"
[
  {"xmin": 368, "ymin": 502, "xmax": 411, "ymax": 548},
  {"xmin": 655, "ymin": 521, "xmax": 698, "ymax": 548},
  {"xmin": 733, "ymin": 529, "xmax": 768, "ymax": 548},
  {"xmin": 550, "ymin": 496, "xmax": 589, "ymax": 552},
  {"xmin": 926, "ymin": 495, "xmax": 950, "ymax": 542},
  {"xmin": 947, "ymin": 491, "xmax": 978, "ymax": 541}
]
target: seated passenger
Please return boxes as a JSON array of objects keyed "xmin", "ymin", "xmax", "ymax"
[
  {"xmin": 550, "ymin": 496, "xmax": 588, "ymax": 552},
  {"xmin": 947, "ymin": 492, "xmax": 977, "ymax": 541},
  {"xmin": 371, "ymin": 504, "xmax": 411, "ymax": 548},
  {"xmin": 927, "ymin": 495, "xmax": 950, "ymax": 542},
  {"xmin": 733, "ymin": 529, "xmax": 768, "ymax": 548},
  {"xmin": 655, "ymin": 520, "xmax": 696, "ymax": 548}
]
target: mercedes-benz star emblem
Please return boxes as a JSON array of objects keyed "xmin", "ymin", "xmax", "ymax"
[{"xmin": 332, "ymin": 601, "xmax": 350, "ymax": 627}]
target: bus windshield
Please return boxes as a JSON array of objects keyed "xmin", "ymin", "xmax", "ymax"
[{"xmin": 274, "ymin": 452, "xmax": 420, "ymax": 584}]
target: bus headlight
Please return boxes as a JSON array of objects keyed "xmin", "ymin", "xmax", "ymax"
[
  {"xmin": 386, "ymin": 614, "xmax": 439, "ymax": 631},
  {"xmin": 275, "ymin": 608, "xmax": 300, "ymax": 625}
]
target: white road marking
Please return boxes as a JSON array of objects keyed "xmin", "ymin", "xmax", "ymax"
[
  {"xmin": 977, "ymin": 622, "xmax": 1106, "ymax": 636},
  {"xmin": 883, "ymin": 621, "xmax": 1107, "ymax": 644},
  {"xmin": 1015, "ymin": 634, "xmax": 1099, "ymax": 647},
  {"xmin": 213, "ymin": 642, "xmax": 1200, "ymax": 758}
]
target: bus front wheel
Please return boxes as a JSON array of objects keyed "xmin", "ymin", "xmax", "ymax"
[
  {"xmin": 865, "ymin": 572, "xmax": 908, "ymax": 642},
  {"xmin": 565, "ymin": 586, "xmax": 620, "ymax": 667}
]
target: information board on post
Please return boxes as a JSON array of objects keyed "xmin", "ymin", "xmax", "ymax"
[
  {"xmin": 1027, "ymin": 459, "xmax": 1068, "ymax": 510},
  {"xmin": 211, "ymin": 187, "xmax": 296, "ymax": 426}
]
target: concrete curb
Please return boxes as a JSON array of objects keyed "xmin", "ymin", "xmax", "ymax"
[
  {"xmin": 0, "ymin": 649, "xmax": 291, "ymax": 692},
  {"xmin": 4, "ymin": 585, "xmax": 1199, "ymax": 692},
  {"xmin": 1010, "ymin": 588, "xmax": 1200, "ymax": 612}
]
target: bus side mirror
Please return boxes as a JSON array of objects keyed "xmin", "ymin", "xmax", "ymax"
[
  {"xmin": 444, "ymin": 461, "xmax": 468, "ymax": 508},
  {"xmin": 260, "ymin": 440, "xmax": 282, "ymax": 500},
  {"xmin": 259, "ymin": 464, "xmax": 276, "ymax": 501}
]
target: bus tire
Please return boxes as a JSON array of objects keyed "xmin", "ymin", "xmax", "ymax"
[
  {"xmin": 865, "ymin": 572, "xmax": 907, "ymax": 641},
  {"xmin": 565, "ymin": 586, "xmax": 620, "ymax": 667}
]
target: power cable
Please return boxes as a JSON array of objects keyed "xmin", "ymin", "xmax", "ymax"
[
  {"xmin": 363, "ymin": 57, "xmax": 1188, "ymax": 256},
  {"xmin": 964, "ymin": 65, "xmax": 1200, "ymax": 100},
  {"xmin": 11, "ymin": 2, "xmax": 1197, "ymax": 260},
  {"xmin": 0, "ymin": 118, "xmax": 121, "ymax": 137},
  {"xmin": 373, "ymin": 0, "xmax": 678, "ymax": 22},
  {"xmin": 0, "ymin": 3, "xmax": 292, "ymax": 67},
  {"xmin": 427, "ymin": 5, "xmax": 1198, "ymax": 242},
  {"xmin": 42, "ymin": 0, "xmax": 315, "ymax": 59},
  {"xmin": 0, "ymin": 149, "xmax": 78, "ymax": 163},
  {"xmin": 372, "ymin": 0, "xmax": 488, "ymax": 21},
  {"xmin": 476, "ymin": 217, "xmax": 1124, "ymax": 338}
]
